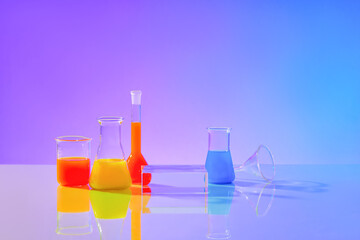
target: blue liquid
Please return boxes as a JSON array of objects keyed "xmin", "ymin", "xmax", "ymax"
[
  {"xmin": 208, "ymin": 183, "xmax": 235, "ymax": 215},
  {"xmin": 205, "ymin": 151, "xmax": 235, "ymax": 184}
]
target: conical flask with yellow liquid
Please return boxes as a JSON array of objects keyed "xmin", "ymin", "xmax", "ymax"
[{"xmin": 90, "ymin": 117, "xmax": 132, "ymax": 190}]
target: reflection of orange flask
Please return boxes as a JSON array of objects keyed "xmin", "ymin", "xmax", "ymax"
[
  {"xmin": 127, "ymin": 91, "xmax": 151, "ymax": 185},
  {"xmin": 129, "ymin": 186, "xmax": 151, "ymax": 240}
]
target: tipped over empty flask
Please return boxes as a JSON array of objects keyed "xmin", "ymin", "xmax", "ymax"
[
  {"xmin": 235, "ymin": 145, "xmax": 275, "ymax": 182},
  {"xmin": 205, "ymin": 128, "xmax": 235, "ymax": 184}
]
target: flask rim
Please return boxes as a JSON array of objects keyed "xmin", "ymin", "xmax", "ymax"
[
  {"xmin": 97, "ymin": 116, "xmax": 124, "ymax": 123},
  {"xmin": 207, "ymin": 127, "xmax": 231, "ymax": 133},
  {"xmin": 55, "ymin": 135, "xmax": 92, "ymax": 142},
  {"xmin": 130, "ymin": 90, "xmax": 142, "ymax": 95}
]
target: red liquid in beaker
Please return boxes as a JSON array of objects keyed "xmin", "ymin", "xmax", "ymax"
[{"xmin": 57, "ymin": 157, "xmax": 90, "ymax": 186}]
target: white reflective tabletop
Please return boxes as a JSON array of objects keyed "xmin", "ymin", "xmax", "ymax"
[{"xmin": 0, "ymin": 164, "xmax": 359, "ymax": 239}]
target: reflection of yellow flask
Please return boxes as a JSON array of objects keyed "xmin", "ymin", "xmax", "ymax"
[
  {"xmin": 90, "ymin": 189, "xmax": 131, "ymax": 219},
  {"xmin": 56, "ymin": 185, "xmax": 92, "ymax": 235},
  {"xmin": 129, "ymin": 186, "xmax": 151, "ymax": 240},
  {"xmin": 90, "ymin": 189, "xmax": 131, "ymax": 239}
]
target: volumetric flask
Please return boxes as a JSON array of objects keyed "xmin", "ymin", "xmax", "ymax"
[
  {"xmin": 56, "ymin": 136, "xmax": 91, "ymax": 186},
  {"xmin": 89, "ymin": 117, "xmax": 132, "ymax": 190},
  {"xmin": 127, "ymin": 90, "xmax": 151, "ymax": 185}
]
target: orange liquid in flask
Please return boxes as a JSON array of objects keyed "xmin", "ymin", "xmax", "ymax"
[
  {"xmin": 127, "ymin": 122, "xmax": 151, "ymax": 185},
  {"xmin": 57, "ymin": 157, "xmax": 90, "ymax": 186}
]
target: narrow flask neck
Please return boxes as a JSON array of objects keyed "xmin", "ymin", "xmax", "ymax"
[
  {"xmin": 131, "ymin": 121, "xmax": 141, "ymax": 153},
  {"xmin": 131, "ymin": 104, "xmax": 141, "ymax": 123},
  {"xmin": 98, "ymin": 122, "xmax": 124, "ymax": 159},
  {"xmin": 131, "ymin": 104, "xmax": 142, "ymax": 153},
  {"xmin": 100, "ymin": 124, "xmax": 122, "ymax": 144},
  {"xmin": 208, "ymin": 129, "xmax": 230, "ymax": 151}
]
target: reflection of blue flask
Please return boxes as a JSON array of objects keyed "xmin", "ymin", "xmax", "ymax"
[
  {"xmin": 205, "ymin": 128, "xmax": 235, "ymax": 184},
  {"xmin": 207, "ymin": 183, "xmax": 235, "ymax": 239},
  {"xmin": 208, "ymin": 183, "xmax": 235, "ymax": 214}
]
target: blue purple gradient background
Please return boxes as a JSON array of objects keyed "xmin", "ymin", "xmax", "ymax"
[{"xmin": 0, "ymin": 0, "xmax": 359, "ymax": 165}]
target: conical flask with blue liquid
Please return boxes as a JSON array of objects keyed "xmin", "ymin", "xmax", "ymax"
[
  {"xmin": 205, "ymin": 128, "xmax": 235, "ymax": 184},
  {"xmin": 205, "ymin": 128, "xmax": 275, "ymax": 184}
]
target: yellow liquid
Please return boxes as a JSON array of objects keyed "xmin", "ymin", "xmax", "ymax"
[
  {"xmin": 89, "ymin": 159, "xmax": 132, "ymax": 190},
  {"xmin": 90, "ymin": 189, "xmax": 131, "ymax": 219}
]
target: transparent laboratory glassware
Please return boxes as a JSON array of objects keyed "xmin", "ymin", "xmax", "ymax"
[
  {"xmin": 55, "ymin": 136, "xmax": 91, "ymax": 186},
  {"xmin": 206, "ymin": 128, "xmax": 275, "ymax": 183},
  {"xmin": 205, "ymin": 128, "xmax": 235, "ymax": 184},
  {"xmin": 89, "ymin": 117, "xmax": 132, "ymax": 190},
  {"xmin": 235, "ymin": 145, "xmax": 275, "ymax": 182},
  {"xmin": 127, "ymin": 90, "xmax": 151, "ymax": 185},
  {"xmin": 56, "ymin": 185, "xmax": 92, "ymax": 236}
]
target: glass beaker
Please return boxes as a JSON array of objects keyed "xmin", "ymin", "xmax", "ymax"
[
  {"xmin": 56, "ymin": 136, "xmax": 91, "ymax": 186},
  {"xmin": 127, "ymin": 90, "xmax": 151, "ymax": 185},
  {"xmin": 89, "ymin": 117, "xmax": 132, "ymax": 190},
  {"xmin": 205, "ymin": 128, "xmax": 235, "ymax": 184}
]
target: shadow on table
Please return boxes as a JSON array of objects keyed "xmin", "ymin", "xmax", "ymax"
[
  {"xmin": 234, "ymin": 179, "xmax": 328, "ymax": 201},
  {"xmin": 234, "ymin": 179, "xmax": 328, "ymax": 192},
  {"xmin": 146, "ymin": 179, "xmax": 328, "ymax": 206}
]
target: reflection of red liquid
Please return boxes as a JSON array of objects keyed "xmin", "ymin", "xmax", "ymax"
[
  {"xmin": 127, "ymin": 122, "xmax": 151, "ymax": 185},
  {"xmin": 57, "ymin": 157, "xmax": 90, "ymax": 186},
  {"xmin": 57, "ymin": 185, "xmax": 90, "ymax": 213}
]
